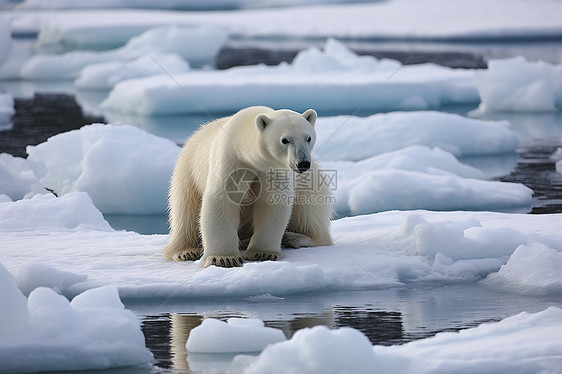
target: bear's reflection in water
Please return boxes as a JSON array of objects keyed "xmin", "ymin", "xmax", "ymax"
[{"xmin": 142, "ymin": 306, "xmax": 404, "ymax": 373}]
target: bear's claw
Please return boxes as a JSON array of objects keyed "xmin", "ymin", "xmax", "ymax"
[
  {"xmin": 207, "ymin": 256, "xmax": 244, "ymax": 268},
  {"xmin": 167, "ymin": 248, "xmax": 203, "ymax": 261},
  {"xmin": 243, "ymin": 251, "xmax": 283, "ymax": 262}
]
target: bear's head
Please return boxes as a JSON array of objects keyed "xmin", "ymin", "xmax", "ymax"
[{"xmin": 256, "ymin": 109, "xmax": 317, "ymax": 173}]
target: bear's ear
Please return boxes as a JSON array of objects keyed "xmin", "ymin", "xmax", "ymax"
[
  {"xmin": 256, "ymin": 114, "xmax": 271, "ymax": 131},
  {"xmin": 302, "ymin": 109, "xmax": 317, "ymax": 127}
]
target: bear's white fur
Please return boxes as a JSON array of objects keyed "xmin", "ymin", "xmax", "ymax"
[{"xmin": 163, "ymin": 106, "xmax": 333, "ymax": 268}]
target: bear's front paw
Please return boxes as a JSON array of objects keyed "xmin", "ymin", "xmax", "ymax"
[
  {"xmin": 203, "ymin": 255, "xmax": 244, "ymax": 268},
  {"xmin": 243, "ymin": 250, "xmax": 284, "ymax": 262},
  {"xmin": 282, "ymin": 232, "xmax": 316, "ymax": 249}
]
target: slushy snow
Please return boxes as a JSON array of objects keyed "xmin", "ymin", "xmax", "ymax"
[
  {"xmin": 5, "ymin": 115, "xmax": 532, "ymax": 215},
  {"xmin": 474, "ymin": 56, "xmax": 562, "ymax": 113},
  {"xmin": 100, "ymin": 39, "xmax": 479, "ymax": 115},
  {"xmin": 20, "ymin": 25, "xmax": 226, "ymax": 80},
  {"xmin": 236, "ymin": 307, "xmax": 562, "ymax": 374},
  {"xmin": 186, "ymin": 318, "xmax": 286, "ymax": 353},
  {"xmin": 0, "ymin": 263, "xmax": 153, "ymax": 373}
]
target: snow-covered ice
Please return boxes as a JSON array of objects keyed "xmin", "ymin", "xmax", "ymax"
[
  {"xmin": 101, "ymin": 39, "xmax": 479, "ymax": 115},
  {"xmin": 235, "ymin": 307, "xmax": 562, "ymax": 374},
  {"xmin": 16, "ymin": 262, "xmax": 88, "ymax": 296},
  {"xmin": 315, "ymin": 111, "xmax": 519, "ymax": 161},
  {"xmin": 26, "ymin": 124, "xmax": 180, "ymax": 214},
  {"xmin": 11, "ymin": 0, "xmax": 562, "ymax": 49},
  {"xmin": 186, "ymin": 318, "xmax": 286, "ymax": 353},
  {"xmin": 75, "ymin": 52, "xmax": 190, "ymax": 90},
  {"xmin": 20, "ymin": 25, "xmax": 226, "ymax": 80},
  {"xmin": 1, "ymin": 193, "xmax": 561, "ymax": 299},
  {"xmin": 0, "ymin": 263, "xmax": 153, "ymax": 373},
  {"xmin": 4, "ymin": 115, "xmax": 532, "ymax": 215},
  {"xmin": 474, "ymin": 57, "xmax": 562, "ymax": 113}
]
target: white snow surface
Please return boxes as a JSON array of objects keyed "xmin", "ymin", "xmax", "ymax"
[
  {"xmin": 474, "ymin": 57, "xmax": 562, "ymax": 113},
  {"xmin": 20, "ymin": 25, "xmax": 226, "ymax": 80},
  {"xmin": 75, "ymin": 52, "xmax": 190, "ymax": 90},
  {"xmin": 236, "ymin": 307, "xmax": 562, "ymax": 374},
  {"xmin": 3, "ymin": 115, "xmax": 532, "ymax": 215},
  {"xmin": 0, "ymin": 264, "xmax": 153, "ymax": 373},
  {"xmin": 186, "ymin": 318, "xmax": 286, "ymax": 353},
  {"xmin": 1, "ymin": 193, "xmax": 561, "ymax": 299},
  {"xmin": 11, "ymin": 0, "xmax": 562, "ymax": 49},
  {"xmin": 100, "ymin": 39, "xmax": 479, "ymax": 115}
]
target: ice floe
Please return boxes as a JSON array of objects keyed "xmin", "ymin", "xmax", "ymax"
[
  {"xmin": 20, "ymin": 25, "xmax": 226, "ymax": 80},
  {"xmin": 3, "ymin": 114, "xmax": 531, "ymax": 215},
  {"xmin": 100, "ymin": 39, "xmax": 479, "ymax": 115},
  {"xmin": 1, "ymin": 193, "xmax": 561, "ymax": 299},
  {"xmin": 473, "ymin": 57, "xmax": 562, "ymax": 113},
  {"xmin": 0, "ymin": 93, "xmax": 14, "ymax": 130},
  {"xmin": 0, "ymin": 263, "xmax": 153, "ymax": 373}
]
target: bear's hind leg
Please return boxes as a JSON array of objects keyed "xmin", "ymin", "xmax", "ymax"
[{"xmin": 164, "ymin": 180, "xmax": 203, "ymax": 262}]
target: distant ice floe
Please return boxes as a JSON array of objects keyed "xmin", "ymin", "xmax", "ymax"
[
  {"xmin": 552, "ymin": 148, "xmax": 562, "ymax": 174},
  {"xmin": 473, "ymin": 57, "xmax": 562, "ymax": 113},
  {"xmin": 234, "ymin": 308, "xmax": 562, "ymax": 374},
  {"xmin": 1, "ymin": 112, "xmax": 531, "ymax": 215},
  {"xmin": 0, "ymin": 263, "xmax": 153, "ymax": 373},
  {"xmin": 20, "ymin": 25, "xmax": 226, "ymax": 80},
  {"xmin": 12, "ymin": 0, "xmax": 562, "ymax": 48},
  {"xmin": 100, "ymin": 38, "xmax": 480, "ymax": 115}
]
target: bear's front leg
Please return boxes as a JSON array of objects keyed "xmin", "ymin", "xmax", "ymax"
[
  {"xmin": 200, "ymin": 189, "xmax": 244, "ymax": 268},
  {"xmin": 243, "ymin": 191, "xmax": 292, "ymax": 262}
]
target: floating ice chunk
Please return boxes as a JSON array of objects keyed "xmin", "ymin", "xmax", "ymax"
[
  {"xmin": 75, "ymin": 52, "xmax": 190, "ymax": 90},
  {"xmin": 16, "ymin": 263, "xmax": 88, "ymax": 296},
  {"xmin": 101, "ymin": 40, "xmax": 478, "ymax": 115},
  {"xmin": 21, "ymin": 25, "xmax": 226, "ymax": 80},
  {"xmin": 482, "ymin": 244, "xmax": 562, "ymax": 296},
  {"xmin": 186, "ymin": 318, "xmax": 286, "ymax": 353},
  {"xmin": 0, "ymin": 265, "xmax": 153, "ymax": 373},
  {"xmin": 474, "ymin": 56, "xmax": 562, "ymax": 113},
  {"xmin": 316, "ymin": 111, "xmax": 519, "ymax": 161},
  {"xmin": 0, "ymin": 192, "xmax": 112, "ymax": 231},
  {"xmin": 240, "ymin": 325, "xmax": 378, "ymax": 374},
  {"xmin": 551, "ymin": 148, "xmax": 562, "ymax": 174},
  {"xmin": 26, "ymin": 123, "xmax": 181, "ymax": 214}
]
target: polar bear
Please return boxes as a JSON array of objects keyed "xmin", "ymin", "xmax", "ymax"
[{"xmin": 163, "ymin": 106, "xmax": 333, "ymax": 268}]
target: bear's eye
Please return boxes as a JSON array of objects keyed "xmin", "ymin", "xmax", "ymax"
[
  {"xmin": 281, "ymin": 138, "xmax": 290, "ymax": 145},
  {"xmin": 306, "ymin": 136, "xmax": 312, "ymax": 143}
]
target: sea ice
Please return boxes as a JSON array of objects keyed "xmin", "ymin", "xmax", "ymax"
[
  {"xmin": 16, "ymin": 262, "xmax": 88, "ymax": 296},
  {"xmin": 20, "ymin": 25, "xmax": 226, "ymax": 80},
  {"xmin": 2, "ymin": 193, "xmax": 561, "ymax": 299},
  {"xmin": 100, "ymin": 39, "xmax": 479, "ymax": 115},
  {"xmin": 473, "ymin": 56, "xmax": 562, "ymax": 113},
  {"xmin": 0, "ymin": 263, "xmax": 153, "ymax": 373},
  {"xmin": 0, "ymin": 153, "xmax": 40, "ymax": 201},
  {"xmin": 236, "ymin": 307, "xmax": 562, "ymax": 374},
  {"xmin": 75, "ymin": 52, "xmax": 190, "ymax": 90},
  {"xmin": 186, "ymin": 318, "xmax": 286, "ymax": 353}
]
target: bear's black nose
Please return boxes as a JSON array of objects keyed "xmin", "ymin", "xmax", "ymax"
[{"xmin": 297, "ymin": 161, "xmax": 311, "ymax": 173}]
